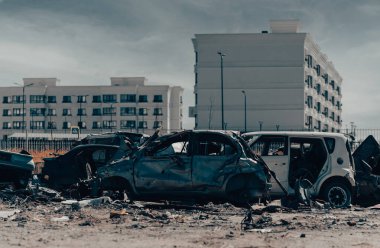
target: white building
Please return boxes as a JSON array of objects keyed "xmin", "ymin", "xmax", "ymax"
[
  {"xmin": 190, "ymin": 20, "xmax": 342, "ymax": 132},
  {"xmin": 0, "ymin": 77, "xmax": 183, "ymax": 138}
]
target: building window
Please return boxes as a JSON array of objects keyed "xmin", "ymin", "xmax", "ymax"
[
  {"xmin": 3, "ymin": 122, "xmax": 11, "ymax": 129},
  {"xmin": 120, "ymin": 107, "xmax": 136, "ymax": 116},
  {"xmin": 3, "ymin": 96, "xmax": 12, "ymax": 104},
  {"xmin": 47, "ymin": 109, "xmax": 56, "ymax": 116},
  {"xmin": 180, "ymin": 96, "xmax": 183, "ymax": 104},
  {"xmin": 12, "ymin": 95, "xmax": 25, "ymax": 104},
  {"xmin": 47, "ymin": 121, "xmax": 57, "ymax": 129},
  {"xmin": 307, "ymin": 96, "xmax": 313, "ymax": 109},
  {"xmin": 31, "ymin": 108, "xmax": 46, "ymax": 116},
  {"xmin": 47, "ymin": 96, "xmax": 56, "ymax": 103},
  {"xmin": 30, "ymin": 95, "xmax": 46, "ymax": 103},
  {"xmin": 324, "ymin": 90, "xmax": 328, "ymax": 101},
  {"xmin": 153, "ymin": 108, "xmax": 163, "ymax": 116},
  {"xmin": 62, "ymin": 109, "xmax": 72, "ymax": 116},
  {"xmin": 3, "ymin": 109, "xmax": 11, "ymax": 117},
  {"xmin": 120, "ymin": 94, "xmax": 136, "ymax": 103},
  {"xmin": 103, "ymin": 120, "xmax": 116, "ymax": 129},
  {"xmin": 337, "ymin": 86, "xmax": 341, "ymax": 96},
  {"xmin": 92, "ymin": 108, "xmax": 102, "ymax": 116},
  {"xmin": 306, "ymin": 55, "xmax": 313, "ymax": 68},
  {"xmin": 153, "ymin": 121, "xmax": 162, "ymax": 129},
  {"xmin": 30, "ymin": 121, "xmax": 45, "ymax": 130},
  {"xmin": 153, "ymin": 95, "xmax": 163, "ymax": 102},
  {"xmin": 63, "ymin": 122, "xmax": 71, "ymax": 129},
  {"xmin": 330, "ymin": 112, "xmax": 335, "ymax": 121},
  {"xmin": 102, "ymin": 94, "xmax": 117, "ymax": 103},
  {"xmin": 77, "ymin": 95, "xmax": 87, "ymax": 103},
  {"xmin": 331, "ymin": 96, "xmax": 335, "ymax": 105},
  {"xmin": 13, "ymin": 108, "xmax": 25, "ymax": 116},
  {"xmin": 315, "ymin": 64, "xmax": 321, "ymax": 76},
  {"xmin": 13, "ymin": 121, "xmax": 25, "ymax": 129},
  {"xmin": 62, "ymin": 96, "xmax": 72, "ymax": 103},
  {"xmin": 93, "ymin": 95, "xmax": 102, "ymax": 103},
  {"xmin": 138, "ymin": 121, "xmax": 147, "ymax": 129},
  {"xmin": 316, "ymin": 102, "xmax": 321, "ymax": 113},
  {"xmin": 103, "ymin": 107, "xmax": 116, "ymax": 116},
  {"xmin": 78, "ymin": 121, "xmax": 86, "ymax": 129},
  {"xmin": 120, "ymin": 120, "xmax": 136, "ymax": 129},
  {"xmin": 139, "ymin": 108, "xmax": 148, "ymax": 116},
  {"xmin": 139, "ymin": 95, "xmax": 148, "ymax": 102},
  {"xmin": 316, "ymin": 84, "xmax": 321, "ymax": 94},
  {"xmin": 78, "ymin": 108, "xmax": 86, "ymax": 116},
  {"xmin": 306, "ymin": 75, "xmax": 313, "ymax": 88},
  {"xmin": 92, "ymin": 121, "xmax": 102, "ymax": 129},
  {"xmin": 323, "ymin": 74, "xmax": 329, "ymax": 84},
  {"xmin": 323, "ymin": 107, "xmax": 329, "ymax": 117}
]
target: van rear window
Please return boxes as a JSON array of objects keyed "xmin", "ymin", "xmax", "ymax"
[{"xmin": 324, "ymin": 138, "xmax": 335, "ymax": 154}]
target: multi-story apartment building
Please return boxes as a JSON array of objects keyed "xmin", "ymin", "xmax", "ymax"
[
  {"xmin": 0, "ymin": 77, "xmax": 183, "ymax": 138},
  {"xmin": 190, "ymin": 20, "xmax": 342, "ymax": 132}
]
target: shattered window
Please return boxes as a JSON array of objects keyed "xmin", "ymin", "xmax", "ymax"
[
  {"xmin": 92, "ymin": 150, "xmax": 106, "ymax": 163},
  {"xmin": 151, "ymin": 134, "xmax": 190, "ymax": 157},
  {"xmin": 250, "ymin": 136, "xmax": 287, "ymax": 156},
  {"xmin": 196, "ymin": 134, "xmax": 236, "ymax": 156}
]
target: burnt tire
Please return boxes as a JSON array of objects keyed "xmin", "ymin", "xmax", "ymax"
[{"xmin": 322, "ymin": 182, "xmax": 351, "ymax": 208}]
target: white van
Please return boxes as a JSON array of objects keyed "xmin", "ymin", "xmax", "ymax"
[{"xmin": 242, "ymin": 131, "xmax": 355, "ymax": 208}]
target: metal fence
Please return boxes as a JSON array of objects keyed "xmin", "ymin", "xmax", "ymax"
[
  {"xmin": 0, "ymin": 139, "xmax": 75, "ymax": 153},
  {"xmin": 1, "ymin": 128, "xmax": 380, "ymax": 153}
]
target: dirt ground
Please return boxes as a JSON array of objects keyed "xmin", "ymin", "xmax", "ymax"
[{"xmin": 1, "ymin": 193, "xmax": 380, "ymax": 248}]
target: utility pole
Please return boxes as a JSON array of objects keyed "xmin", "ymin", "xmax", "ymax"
[{"xmin": 217, "ymin": 51, "xmax": 226, "ymax": 130}]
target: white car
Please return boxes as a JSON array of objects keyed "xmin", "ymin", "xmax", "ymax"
[{"xmin": 242, "ymin": 131, "xmax": 356, "ymax": 208}]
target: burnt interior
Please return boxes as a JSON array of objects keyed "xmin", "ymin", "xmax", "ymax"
[{"xmin": 288, "ymin": 137, "xmax": 327, "ymax": 188}]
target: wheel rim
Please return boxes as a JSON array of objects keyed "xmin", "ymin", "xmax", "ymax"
[{"xmin": 328, "ymin": 186, "xmax": 347, "ymax": 207}]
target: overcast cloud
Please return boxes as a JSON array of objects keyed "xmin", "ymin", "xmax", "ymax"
[{"xmin": 0, "ymin": 0, "xmax": 379, "ymax": 129}]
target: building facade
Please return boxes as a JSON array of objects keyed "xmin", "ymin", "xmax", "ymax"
[
  {"xmin": 190, "ymin": 20, "xmax": 342, "ymax": 132},
  {"xmin": 0, "ymin": 77, "xmax": 183, "ymax": 138}
]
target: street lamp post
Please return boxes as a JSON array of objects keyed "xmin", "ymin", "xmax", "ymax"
[
  {"xmin": 259, "ymin": 121, "xmax": 263, "ymax": 131},
  {"xmin": 241, "ymin": 90, "xmax": 247, "ymax": 132},
  {"xmin": 217, "ymin": 51, "xmax": 226, "ymax": 130}
]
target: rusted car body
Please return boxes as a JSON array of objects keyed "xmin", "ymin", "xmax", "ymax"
[
  {"xmin": 0, "ymin": 150, "xmax": 35, "ymax": 189},
  {"xmin": 97, "ymin": 130, "xmax": 271, "ymax": 205}
]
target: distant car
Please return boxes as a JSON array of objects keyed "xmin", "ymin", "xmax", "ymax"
[
  {"xmin": 97, "ymin": 130, "xmax": 271, "ymax": 206},
  {"xmin": 242, "ymin": 131, "xmax": 356, "ymax": 208},
  {"xmin": 40, "ymin": 144, "xmax": 126, "ymax": 190},
  {"xmin": 0, "ymin": 150, "xmax": 35, "ymax": 189}
]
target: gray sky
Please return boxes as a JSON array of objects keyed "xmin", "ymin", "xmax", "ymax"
[{"xmin": 0, "ymin": 0, "xmax": 379, "ymax": 129}]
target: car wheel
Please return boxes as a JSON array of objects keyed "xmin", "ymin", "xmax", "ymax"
[{"xmin": 322, "ymin": 182, "xmax": 351, "ymax": 208}]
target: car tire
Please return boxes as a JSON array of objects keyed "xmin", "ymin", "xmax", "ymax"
[{"xmin": 322, "ymin": 182, "xmax": 351, "ymax": 208}]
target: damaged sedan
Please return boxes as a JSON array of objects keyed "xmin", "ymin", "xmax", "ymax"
[{"xmin": 96, "ymin": 130, "xmax": 271, "ymax": 206}]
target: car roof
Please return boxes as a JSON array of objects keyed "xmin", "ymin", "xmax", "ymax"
[{"xmin": 242, "ymin": 131, "xmax": 347, "ymax": 139}]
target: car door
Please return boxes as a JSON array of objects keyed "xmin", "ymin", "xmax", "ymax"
[
  {"xmin": 134, "ymin": 132, "xmax": 193, "ymax": 194},
  {"xmin": 192, "ymin": 132, "xmax": 239, "ymax": 191},
  {"xmin": 250, "ymin": 135, "xmax": 289, "ymax": 194}
]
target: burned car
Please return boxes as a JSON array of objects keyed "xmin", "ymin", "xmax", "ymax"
[
  {"xmin": 352, "ymin": 135, "xmax": 380, "ymax": 204},
  {"xmin": 243, "ymin": 131, "xmax": 356, "ymax": 208},
  {"xmin": 96, "ymin": 130, "xmax": 271, "ymax": 206},
  {"xmin": 40, "ymin": 144, "xmax": 127, "ymax": 190},
  {"xmin": 0, "ymin": 150, "xmax": 35, "ymax": 189}
]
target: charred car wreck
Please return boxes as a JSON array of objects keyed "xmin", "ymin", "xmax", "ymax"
[
  {"xmin": 0, "ymin": 150, "xmax": 35, "ymax": 189},
  {"xmin": 353, "ymin": 135, "xmax": 380, "ymax": 204},
  {"xmin": 96, "ymin": 130, "xmax": 271, "ymax": 206}
]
